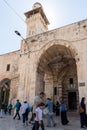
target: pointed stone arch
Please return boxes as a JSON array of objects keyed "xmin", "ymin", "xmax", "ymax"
[
  {"xmin": 35, "ymin": 39, "xmax": 79, "ymax": 110},
  {"xmin": 0, "ymin": 78, "xmax": 11, "ymax": 106},
  {"xmin": 36, "ymin": 39, "xmax": 79, "ymax": 67}
]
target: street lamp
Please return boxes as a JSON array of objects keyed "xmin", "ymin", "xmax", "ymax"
[
  {"xmin": 14, "ymin": 30, "xmax": 25, "ymax": 41},
  {"xmin": 14, "ymin": 30, "xmax": 30, "ymax": 56}
]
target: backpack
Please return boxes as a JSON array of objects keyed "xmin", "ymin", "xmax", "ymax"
[
  {"xmin": 25, "ymin": 108, "xmax": 30, "ymax": 114},
  {"xmin": 17, "ymin": 102, "xmax": 21, "ymax": 110}
]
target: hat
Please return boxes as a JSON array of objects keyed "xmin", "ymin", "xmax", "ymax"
[{"xmin": 23, "ymin": 99, "xmax": 27, "ymax": 102}]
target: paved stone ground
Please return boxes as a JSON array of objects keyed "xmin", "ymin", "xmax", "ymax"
[{"xmin": 0, "ymin": 112, "xmax": 85, "ymax": 130}]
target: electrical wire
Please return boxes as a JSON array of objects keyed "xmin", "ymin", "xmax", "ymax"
[{"xmin": 3, "ymin": 0, "xmax": 25, "ymax": 23}]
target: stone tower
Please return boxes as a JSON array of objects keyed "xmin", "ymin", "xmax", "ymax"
[{"xmin": 24, "ymin": 2, "xmax": 49, "ymax": 37}]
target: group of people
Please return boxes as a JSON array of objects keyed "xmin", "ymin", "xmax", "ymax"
[
  {"xmin": 6, "ymin": 92, "xmax": 68, "ymax": 129},
  {"xmin": 1, "ymin": 92, "xmax": 87, "ymax": 129},
  {"xmin": 29, "ymin": 92, "xmax": 69, "ymax": 130},
  {"xmin": 13, "ymin": 99, "xmax": 31, "ymax": 127},
  {"xmin": 0, "ymin": 102, "xmax": 13, "ymax": 118}
]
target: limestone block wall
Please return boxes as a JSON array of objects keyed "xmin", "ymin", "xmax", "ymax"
[
  {"xmin": 0, "ymin": 51, "xmax": 20, "ymax": 78},
  {"xmin": 18, "ymin": 51, "xmax": 38, "ymax": 105},
  {"xmin": 9, "ymin": 76, "xmax": 19, "ymax": 103},
  {"xmin": 36, "ymin": 72, "xmax": 44, "ymax": 94},
  {"xmin": 44, "ymin": 73, "xmax": 53, "ymax": 99},
  {"xmin": 26, "ymin": 19, "xmax": 87, "ymax": 45},
  {"xmin": 62, "ymin": 64, "xmax": 78, "ymax": 100},
  {"xmin": 0, "ymin": 50, "xmax": 20, "ymax": 102}
]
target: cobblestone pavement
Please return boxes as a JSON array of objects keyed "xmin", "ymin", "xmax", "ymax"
[{"xmin": 0, "ymin": 112, "xmax": 85, "ymax": 130}]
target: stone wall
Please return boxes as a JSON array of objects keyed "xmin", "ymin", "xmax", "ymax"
[{"xmin": 0, "ymin": 50, "xmax": 20, "ymax": 103}]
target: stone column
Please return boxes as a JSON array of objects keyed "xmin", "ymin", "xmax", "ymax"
[
  {"xmin": 9, "ymin": 76, "xmax": 19, "ymax": 103},
  {"xmin": 18, "ymin": 52, "xmax": 37, "ymax": 105},
  {"xmin": 76, "ymin": 59, "xmax": 87, "ymax": 102},
  {"xmin": 58, "ymin": 81, "xmax": 63, "ymax": 99},
  {"xmin": 44, "ymin": 73, "xmax": 53, "ymax": 99},
  {"xmin": 35, "ymin": 72, "xmax": 44, "ymax": 95}
]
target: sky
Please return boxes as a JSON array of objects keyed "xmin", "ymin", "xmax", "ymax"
[{"xmin": 0, "ymin": 0, "xmax": 87, "ymax": 55}]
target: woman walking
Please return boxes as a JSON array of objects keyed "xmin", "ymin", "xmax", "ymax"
[
  {"xmin": 60, "ymin": 99, "xmax": 69, "ymax": 125},
  {"xmin": 80, "ymin": 97, "xmax": 86, "ymax": 128}
]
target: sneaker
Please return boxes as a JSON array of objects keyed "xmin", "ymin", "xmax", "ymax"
[
  {"xmin": 17, "ymin": 118, "xmax": 21, "ymax": 120},
  {"xmin": 53, "ymin": 123, "xmax": 56, "ymax": 127},
  {"xmin": 81, "ymin": 126, "xmax": 86, "ymax": 129},
  {"xmin": 25, "ymin": 122, "xmax": 28, "ymax": 126}
]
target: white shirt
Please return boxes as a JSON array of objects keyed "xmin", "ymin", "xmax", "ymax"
[
  {"xmin": 21, "ymin": 103, "xmax": 29, "ymax": 114},
  {"xmin": 35, "ymin": 107, "xmax": 42, "ymax": 121}
]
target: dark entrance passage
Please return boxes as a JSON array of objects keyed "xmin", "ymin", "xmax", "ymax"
[
  {"xmin": 68, "ymin": 92, "xmax": 77, "ymax": 111},
  {"xmin": 0, "ymin": 79, "xmax": 10, "ymax": 107}
]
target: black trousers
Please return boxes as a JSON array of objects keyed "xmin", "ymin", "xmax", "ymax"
[
  {"xmin": 61, "ymin": 111, "xmax": 69, "ymax": 125},
  {"xmin": 13, "ymin": 110, "xmax": 20, "ymax": 119},
  {"xmin": 22, "ymin": 112, "xmax": 29, "ymax": 123},
  {"xmin": 30, "ymin": 113, "xmax": 36, "ymax": 121},
  {"xmin": 32, "ymin": 120, "xmax": 44, "ymax": 130},
  {"xmin": 80, "ymin": 113, "xmax": 86, "ymax": 127}
]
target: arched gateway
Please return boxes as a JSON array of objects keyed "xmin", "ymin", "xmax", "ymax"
[
  {"xmin": 36, "ymin": 41, "xmax": 79, "ymax": 110},
  {"xmin": 0, "ymin": 78, "xmax": 11, "ymax": 106}
]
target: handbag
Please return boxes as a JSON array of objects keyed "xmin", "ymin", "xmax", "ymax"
[
  {"xmin": 78, "ymin": 105, "xmax": 84, "ymax": 113},
  {"xmin": 43, "ymin": 107, "xmax": 49, "ymax": 115}
]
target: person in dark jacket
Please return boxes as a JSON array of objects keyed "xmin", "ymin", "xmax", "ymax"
[
  {"xmin": 13, "ymin": 99, "xmax": 21, "ymax": 120},
  {"xmin": 80, "ymin": 97, "xmax": 86, "ymax": 128}
]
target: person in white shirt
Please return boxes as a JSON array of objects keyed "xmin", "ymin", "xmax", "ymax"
[
  {"xmin": 32, "ymin": 103, "xmax": 45, "ymax": 130},
  {"xmin": 30, "ymin": 92, "xmax": 45, "ymax": 122},
  {"xmin": 21, "ymin": 100, "xmax": 31, "ymax": 126}
]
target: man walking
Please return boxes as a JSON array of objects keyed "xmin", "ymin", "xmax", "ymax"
[
  {"xmin": 13, "ymin": 99, "xmax": 21, "ymax": 120},
  {"xmin": 45, "ymin": 98, "xmax": 56, "ymax": 127},
  {"xmin": 30, "ymin": 92, "xmax": 45, "ymax": 122}
]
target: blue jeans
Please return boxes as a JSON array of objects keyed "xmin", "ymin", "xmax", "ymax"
[{"xmin": 47, "ymin": 112, "xmax": 55, "ymax": 126}]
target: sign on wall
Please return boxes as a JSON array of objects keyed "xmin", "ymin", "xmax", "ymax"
[{"xmin": 79, "ymin": 82, "xmax": 85, "ymax": 87}]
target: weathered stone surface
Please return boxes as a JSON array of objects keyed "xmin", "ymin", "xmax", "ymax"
[{"xmin": 0, "ymin": 3, "xmax": 87, "ymax": 109}]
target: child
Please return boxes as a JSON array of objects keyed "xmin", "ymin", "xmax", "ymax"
[
  {"xmin": 32, "ymin": 103, "xmax": 45, "ymax": 130},
  {"xmin": 8, "ymin": 103, "xmax": 13, "ymax": 115}
]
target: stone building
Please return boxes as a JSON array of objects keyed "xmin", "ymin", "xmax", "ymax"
[{"xmin": 0, "ymin": 2, "xmax": 87, "ymax": 110}]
